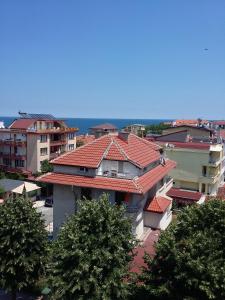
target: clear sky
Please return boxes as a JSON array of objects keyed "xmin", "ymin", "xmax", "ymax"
[{"xmin": 0, "ymin": 0, "xmax": 225, "ymax": 119}]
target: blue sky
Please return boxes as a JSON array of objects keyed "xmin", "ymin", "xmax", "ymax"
[{"xmin": 0, "ymin": 0, "xmax": 225, "ymax": 119}]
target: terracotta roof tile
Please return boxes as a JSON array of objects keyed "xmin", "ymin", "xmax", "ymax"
[
  {"xmin": 38, "ymin": 172, "xmax": 142, "ymax": 194},
  {"xmin": 157, "ymin": 141, "xmax": 210, "ymax": 150},
  {"xmin": 136, "ymin": 160, "xmax": 176, "ymax": 194},
  {"xmin": 38, "ymin": 160, "xmax": 176, "ymax": 194},
  {"xmin": 9, "ymin": 119, "xmax": 35, "ymax": 129},
  {"xmin": 145, "ymin": 196, "xmax": 171, "ymax": 213},
  {"xmin": 52, "ymin": 133, "xmax": 162, "ymax": 168},
  {"xmin": 167, "ymin": 187, "xmax": 202, "ymax": 201}
]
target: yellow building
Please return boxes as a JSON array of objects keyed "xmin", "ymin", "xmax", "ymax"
[{"xmin": 163, "ymin": 142, "xmax": 225, "ymax": 195}]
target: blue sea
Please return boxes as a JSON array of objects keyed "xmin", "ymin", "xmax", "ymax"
[{"xmin": 0, "ymin": 116, "xmax": 171, "ymax": 135}]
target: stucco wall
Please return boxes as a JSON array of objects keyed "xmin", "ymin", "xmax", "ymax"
[
  {"xmin": 27, "ymin": 134, "xmax": 38, "ymax": 173},
  {"xmin": 97, "ymin": 160, "xmax": 140, "ymax": 178},
  {"xmin": 54, "ymin": 165, "xmax": 96, "ymax": 176},
  {"xmin": 53, "ymin": 184, "xmax": 76, "ymax": 237},
  {"xmin": 144, "ymin": 206, "xmax": 172, "ymax": 230}
]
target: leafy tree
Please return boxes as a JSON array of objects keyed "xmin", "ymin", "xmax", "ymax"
[
  {"xmin": 144, "ymin": 123, "xmax": 171, "ymax": 135},
  {"xmin": 0, "ymin": 185, "xmax": 4, "ymax": 197},
  {"xmin": 50, "ymin": 194, "xmax": 137, "ymax": 300},
  {"xmin": 41, "ymin": 159, "xmax": 53, "ymax": 173},
  {"xmin": 0, "ymin": 196, "xmax": 48, "ymax": 300},
  {"xmin": 138, "ymin": 200, "xmax": 225, "ymax": 300}
]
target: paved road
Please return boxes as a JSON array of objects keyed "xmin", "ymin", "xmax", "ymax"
[{"xmin": 36, "ymin": 205, "xmax": 53, "ymax": 227}]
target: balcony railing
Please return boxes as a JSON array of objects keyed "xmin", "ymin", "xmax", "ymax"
[
  {"xmin": 0, "ymin": 139, "xmax": 27, "ymax": 147},
  {"xmin": 0, "ymin": 153, "xmax": 26, "ymax": 160},
  {"xmin": 97, "ymin": 170, "xmax": 135, "ymax": 180},
  {"xmin": 27, "ymin": 127, "xmax": 78, "ymax": 133},
  {"xmin": 50, "ymin": 139, "xmax": 67, "ymax": 145}
]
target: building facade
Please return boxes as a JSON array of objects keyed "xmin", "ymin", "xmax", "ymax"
[
  {"xmin": 39, "ymin": 132, "xmax": 176, "ymax": 238},
  {"xmin": 0, "ymin": 113, "xmax": 78, "ymax": 175},
  {"xmin": 147, "ymin": 130, "xmax": 225, "ymax": 200}
]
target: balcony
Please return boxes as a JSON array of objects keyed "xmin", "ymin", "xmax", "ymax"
[
  {"xmin": 0, "ymin": 152, "xmax": 26, "ymax": 160},
  {"xmin": 97, "ymin": 170, "xmax": 135, "ymax": 180},
  {"xmin": 50, "ymin": 139, "xmax": 67, "ymax": 146},
  {"xmin": 0, "ymin": 139, "xmax": 27, "ymax": 147},
  {"xmin": 28, "ymin": 127, "xmax": 78, "ymax": 134}
]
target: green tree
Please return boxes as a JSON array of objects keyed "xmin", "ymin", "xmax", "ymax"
[
  {"xmin": 138, "ymin": 200, "xmax": 225, "ymax": 300},
  {"xmin": 41, "ymin": 159, "xmax": 53, "ymax": 173},
  {"xmin": 50, "ymin": 194, "xmax": 137, "ymax": 300},
  {"xmin": 144, "ymin": 123, "xmax": 171, "ymax": 135},
  {"xmin": 0, "ymin": 196, "xmax": 48, "ymax": 300}
]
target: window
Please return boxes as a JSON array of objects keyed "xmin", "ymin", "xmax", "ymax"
[
  {"xmin": 81, "ymin": 188, "xmax": 92, "ymax": 200},
  {"xmin": 15, "ymin": 160, "xmax": 24, "ymax": 167},
  {"xmin": 68, "ymin": 133, "xmax": 74, "ymax": 140},
  {"xmin": 40, "ymin": 135, "xmax": 47, "ymax": 143},
  {"xmin": 118, "ymin": 161, "xmax": 124, "ymax": 173},
  {"xmin": 69, "ymin": 144, "xmax": 74, "ymax": 151},
  {"xmin": 3, "ymin": 158, "xmax": 11, "ymax": 166},
  {"xmin": 202, "ymin": 166, "xmax": 207, "ymax": 177},
  {"xmin": 79, "ymin": 167, "xmax": 88, "ymax": 173},
  {"xmin": 40, "ymin": 147, "xmax": 48, "ymax": 156}
]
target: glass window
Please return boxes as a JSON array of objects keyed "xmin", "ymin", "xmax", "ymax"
[
  {"xmin": 40, "ymin": 135, "xmax": 47, "ymax": 143},
  {"xmin": 40, "ymin": 147, "xmax": 48, "ymax": 156},
  {"xmin": 68, "ymin": 133, "xmax": 74, "ymax": 140},
  {"xmin": 69, "ymin": 144, "xmax": 74, "ymax": 151},
  {"xmin": 15, "ymin": 160, "xmax": 24, "ymax": 167}
]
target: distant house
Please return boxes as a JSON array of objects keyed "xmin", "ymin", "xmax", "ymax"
[
  {"xmin": 147, "ymin": 130, "xmax": 225, "ymax": 203},
  {"xmin": 89, "ymin": 123, "xmax": 118, "ymax": 138},
  {"xmin": 162, "ymin": 125, "xmax": 215, "ymax": 139},
  {"xmin": 124, "ymin": 124, "xmax": 145, "ymax": 137},
  {"xmin": 212, "ymin": 121, "xmax": 225, "ymax": 130},
  {"xmin": 0, "ymin": 178, "xmax": 41, "ymax": 201},
  {"xmin": 76, "ymin": 134, "xmax": 95, "ymax": 146},
  {"xmin": 38, "ymin": 132, "xmax": 176, "ymax": 238},
  {"xmin": 172, "ymin": 119, "xmax": 211, "ymax": 127},
  {"xmin": 0, "ymin": 112, "xmax": 78, "ymax": 175}
]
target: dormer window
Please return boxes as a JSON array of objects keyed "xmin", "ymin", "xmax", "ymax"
[{"xmin": 80, "ymin": 167, "xmax": 88, "ymax": 173}]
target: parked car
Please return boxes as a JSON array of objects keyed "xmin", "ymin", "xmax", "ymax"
[{"xmin": 44, "ymin": 198, "xmax": 53, "ymax": 207}]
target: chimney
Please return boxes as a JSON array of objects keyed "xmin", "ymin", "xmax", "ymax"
[{"xmin": 118, "ymin": 131, "xmax": 129, "ymax": 142}]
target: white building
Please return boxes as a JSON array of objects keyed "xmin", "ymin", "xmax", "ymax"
[{"xmin": 38, "ymin": 132, "xmax": 176, "ymax": 238}]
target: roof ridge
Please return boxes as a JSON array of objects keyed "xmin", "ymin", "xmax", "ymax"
[
  {"xmin": 113, "ymin": 138, "xmax": 130, "ymax": 161},
  {"xmin": 101, "ymin": 136, "xmax": 115, "ymax": 162},
  {"xmin": 132, "ymin": 133, "xmax": 161, "ymax": 150}
]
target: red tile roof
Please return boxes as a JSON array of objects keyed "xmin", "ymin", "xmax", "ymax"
[
  {"xmin": 52, "ymin": 133, "xmax": 161, "ymax": 168},
  {"xmin": 174, "ymin": 120, "xmax": 209, "ymax": 126},
  {"xmin": 76, "ymin": 135, "xmax": 95, "ymax": 145},
  {"xmin": 145, "ymin": 196, "xmax": 171, "ymax": 213},
  {"xmin": 157, "ymin": 141, "xmax": 210, "ymax": 150},
  {"xmin": 9, "ymin": 119, "xmax": 35, "ymax": 129},
  {"xmin": 38, "ymin": 160, "xmax": 176, "ymax": 194},
  {"xmin": 136, "ymin": 160, "xmax": 176, "ymax": 194},
  {"xmin": 213, "ymin": 121, "xmax": 225, "ymax": 126},
  {"xmin": 167, "ymin": 187, "xmax": 202, "ymax": 201}
]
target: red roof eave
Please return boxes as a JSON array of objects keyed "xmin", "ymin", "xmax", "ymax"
[{"xmin": 37, "ymin": 160, "xmax": 176, "ymax": 195}]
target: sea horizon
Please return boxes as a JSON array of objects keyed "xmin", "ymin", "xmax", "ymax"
[{"xmin": 0, "ymin": 116, "xmax": 171, "ymax": 135}]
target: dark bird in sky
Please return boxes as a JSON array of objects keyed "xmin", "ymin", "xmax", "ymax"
[{"xmin": 204, "ymin": 48, "xmax": 208, "ymax": 51}]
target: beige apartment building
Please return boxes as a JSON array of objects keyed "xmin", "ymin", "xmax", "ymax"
[
  {"xmin": 148, "ymin": 129, "xmax": 225, "ymax": 198},
  {"xmin": 0, "ymin": 113, "xmax": 78, "ymax": 175}
]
